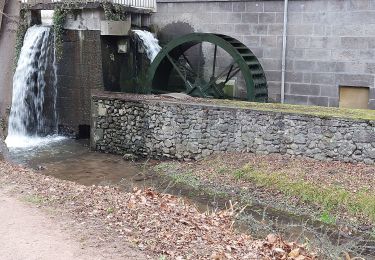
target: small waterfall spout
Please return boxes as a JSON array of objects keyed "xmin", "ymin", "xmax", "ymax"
[
  {"xmin": 133, "ymin": 30, "xmax": 161, "ymax": 61},
  {"xmin": 6, "ymin": 25, "xmax": 62, "ymax": 148}
]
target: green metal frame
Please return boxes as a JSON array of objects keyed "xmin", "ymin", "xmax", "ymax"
[{"xmin": 147, "ymin": 33, "xmax": 268, "ymax": 102}]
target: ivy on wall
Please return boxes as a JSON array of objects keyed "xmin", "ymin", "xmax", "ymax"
[
  {"xmin": 101, "ymin": 2, "xmax": 128, "ymax": 21},
  {"xmin": 14, "ymin": 9, "xmax": 29, "ymax": 69},
  {"xmin": 53, "ymin": 6, "xmax": 68, "ymax": 62}
]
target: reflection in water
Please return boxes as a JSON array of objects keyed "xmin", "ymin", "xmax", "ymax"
[{"xmin": 9, "ymin": 139, "xmax": 140, "ymax": 187}]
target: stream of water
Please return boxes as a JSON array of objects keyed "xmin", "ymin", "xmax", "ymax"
[
  {"xmin": 133, "ymin": 30, "xmax": 161, "ymax": 61},
  {"xmin": 6, "ymin": 25, "xmax": 63, "ymax": 149}
]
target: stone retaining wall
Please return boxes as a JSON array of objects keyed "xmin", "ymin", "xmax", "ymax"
[{"xmin": 91, "ymin": 94, "xmax": 375, "ymax": 164}]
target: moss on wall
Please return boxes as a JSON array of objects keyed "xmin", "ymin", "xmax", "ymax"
[{"xmin": 211, "ymin": 99, "xmax": 375, "ymax": 121}]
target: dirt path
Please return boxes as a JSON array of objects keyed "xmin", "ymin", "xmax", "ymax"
[{"xmin": 0, "ymin": 190, "xmax": 148, "ymax": 260}]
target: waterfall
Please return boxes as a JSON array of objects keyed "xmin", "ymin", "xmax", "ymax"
[
  {"xmin": 133, "ymin": 30, "xmax": 161, "ymax": 61},
  {"xmin": 6, "ymin": 25, "xmax": 63, "ymax": 148}
]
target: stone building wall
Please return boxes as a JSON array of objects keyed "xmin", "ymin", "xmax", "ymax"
[
  {"xmin": 57, "ymin": 30, "xmax": 104, "ymax": 137},
  {"xmin": 91, "ymin": 93, "xmax": 375, "ymax": 164},
  {"xmin": 152, "ymin": 0, "xmax": 375, "ymax": 109}
]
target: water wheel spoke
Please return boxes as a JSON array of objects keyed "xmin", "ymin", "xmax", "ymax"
[
  {"xmin": 181, "ymin": 53, "xmax": 194, "ymax": 71},
  {"xmin": 225, "ymin": 67, "xmax": 241, "ymax": 84},
  {"xmin": 166, "ymin": 54, "xmax": 194, "ymax": 91},
  {"xmin": 212, "ymin": 45, "xmax": 217, "ymax": 77},
  {"xmin": 202, "ymin": 61, "xmax": 238, "ymax": 92}
]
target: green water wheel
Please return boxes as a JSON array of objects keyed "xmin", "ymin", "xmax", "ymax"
[{"xmin": 147, "ymin": 33, "xmax": 268, "ymax": 102}]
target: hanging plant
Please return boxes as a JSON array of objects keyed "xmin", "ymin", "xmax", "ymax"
[
  {"xmin": 14, "ymin": 9, "xmax": 29, "ymax": 69},
  {"xmin": 52, "ymin": 6, "xmax": 68, "ymax": 61}
]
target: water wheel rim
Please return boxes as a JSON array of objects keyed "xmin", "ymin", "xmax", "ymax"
[{"xmin": 147, "ymin": 33, "xmax": 268, "ymax": 102}]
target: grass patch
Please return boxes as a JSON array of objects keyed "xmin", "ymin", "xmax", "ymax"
[
  {"xmin": 319, "ymin": 211, "xmax": 336, "ymax": 225},
  {"xmin": 23, "ymin": 194, "xmax": 46, "ymax": 205},
  {"xmin": 236, "ymin": 164, "xmax": 375, "ymax": 222},
  {"xmin": 212, "ymin": 99, "xmax": 375, "ymax": 121},
  {"xmin": 168, "ymin": 171, "xmax": 201, "ymax": 189}
]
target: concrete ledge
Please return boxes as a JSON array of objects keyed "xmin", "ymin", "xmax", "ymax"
[{"xmin": 100, "ymin": 20, "xmax": 130, "ymax": 36}]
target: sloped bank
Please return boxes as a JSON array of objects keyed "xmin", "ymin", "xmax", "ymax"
[
  {"xmin": 91, "ymin": 92, "xmax": 375, "ymax": 164},
  {"xmin": 0, "ymin": 161, "xmax": 316, "ymax": 259}
]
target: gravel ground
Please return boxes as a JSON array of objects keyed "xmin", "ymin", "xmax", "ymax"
[{"xmin": 0, "ymin": 160, "xmax": 315, "ymax": 260}]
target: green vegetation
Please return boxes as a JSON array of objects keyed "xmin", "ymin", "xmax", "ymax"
[
  {"xmin": 319, "ymin": 211, "xmax": 336, "ymax": 225},
  {"xmin": 101, "ymin": 2, "xmax": 128, "ymax": 21},
  {"xmin": 14, "ymin": 9, "xmax": 29, "ymax": 68},
  {"xmin": 211, "ymin": 99, "xmax": 375, "ymax": 121},
  {"xmin": 23, "ymin": 194, "xmax": 46, "ymax": 204},
  {"xmin": 52, "ymin": 7, "xmax": 69, "ymax": 61},
  {"xmin": 235, "ymin": 164, "xmax": 375, "ymax": 222}
]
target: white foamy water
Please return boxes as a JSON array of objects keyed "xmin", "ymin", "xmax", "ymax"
[
  {"xmin": 6, "ymin": 135, "xmax": 66, "ymax": 149},
  {"xmin": 6, "ymin": 25, "xmax": 61, "ymax": 148},
  {"xmin": 133, "ymin": 30, "xmax": 161, "ymax": 61}
]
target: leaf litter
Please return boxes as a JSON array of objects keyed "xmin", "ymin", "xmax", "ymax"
[{"xmin": 0, "ymin": 161, "xmax": 317, "ymax": 259}]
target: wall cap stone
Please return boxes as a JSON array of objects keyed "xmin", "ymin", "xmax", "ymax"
[{"xmin": 92, "ymin": 91, "xmax": 375, "ymax": 123}]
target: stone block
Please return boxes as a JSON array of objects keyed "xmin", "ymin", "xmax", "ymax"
[
  {"xmin": 328, "ymin": 97, "xmax": 339, "ymax": 107},
  {"xmin": 264, "ymin": 70, "xmax": 281, "ymax": 82},
  {"xmin": 311, "ymin": 73, "xmax": 335, "ymax": 85},
  {"xmin": 321, "ymin": 86, "xmax": 339, "ymax": 98},
  {"xmin": 268, "ymin": 24, "xmax": 283, "ymax": 35},
  {"xmin": 227, "ymin": 13, "xmax": 242, "ymax": 23},
  {"xmin": 246, "ymin": 2, "xmax": 264, "ymax": 12},
  {"xmin": 304, "ymin": 49, "xmax": 331, "ymax": 60},
  {"xmin": 332, "ymin": 49, "xmax": 358, "ymax": 61},
  {"xmin": 328, "ymin": 0, "xmax": 346, "ymax": 11},
  {"xmin": 264, "ymin": 1, "xmax": 284, "ymax": 12},
  {"xmin": 263, "ymin": 48, "xmax": 282, "ymax": 59},
  {"xmin": 341, "ymin": 37, "xmax": 369, "ymax": 49},
  {"xmin": 365, "ymin": 63, "xmax": 375, "ymax": 73},
  {"xmin": 208, "ymin": 2, "xmax": 233, "ymax": 12},
  {"xmin": 286, "ymin": 48, "xmax": 304, "ymax": 59},
  {"xmin": 290, "ymin": 84, "xmax": 320, "ymax": 96},
  {"xmin": 242, "ymin": 36, "xmax": 260, "ymax": 47},
  {"xmin": 335, "ymin": 74, "xmax": 374, "ymax": 87},
  {"xmin": 260, "ymin": 58, "xmax": 281, "ymax": 71},
  {"xmin": 251, "ymin": 24, "xmax": 268, "ymax": 35},
  {"xmin": 310, "ymin": 37, "xmax": 332, "ymax": 49},
  {"xmin": 303, "ymin": 13, "xmax": 327, "ymax": 24},
  {"xmin": 308, "ymin": 96, "xmax": 329, "ymax": 107},
  {"xmin": 335, "ymin": 62, "xmax": 366, "ymax": 74},
  {"xmin": 233, "ymin": 2, "xmax": 246, "ymax": 12},
  {"xmin": 295, "ymin": 36, "xmax": 310, "ymax": 47},
  {"xmin": 261, "ymin": 36, "xmax": 278, "ymax": 47},
  {"xmin": 348, "ymin": 0, "xmax": 371, "ymax": 11},
  {"xmin": 234, "ymin": 24, "xmax": 250, "ymax": 34},
  {"xmin": 284, "ymin": 94, "xmax": 308, "ymax": 105},
  {"xmin": 294, "ymin": 60, "xmax": 315, "ymax": 72},
  {"xmin": 285, "ymin": 72, "xmax": 303, "ymax": 82},
  {"xmin": 288, "ymin": 12, "xmax": 303, "ymax": 24},
  {"xmin": 242, "ymin": 13, "xmax": 259, "ymax": 24},
  {"xmin": 288, "ymin": 24, "xmax": 313, "ymax": 36},
  {"xmin": 259, "ymin": 13, "xmax": 276, "ymax": 23},
  {"xmin": 359, "ymin": 50, "xmax": 375, "ymax": 61}
]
